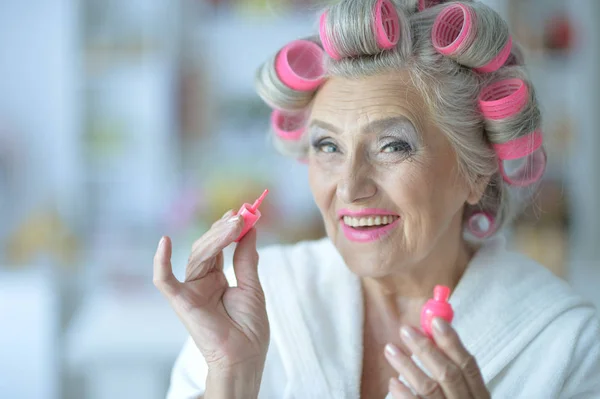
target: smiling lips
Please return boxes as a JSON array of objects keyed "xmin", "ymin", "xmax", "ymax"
[{"xmin": 337, "ymin": 208, "xmax": 400, "ymax": 243}]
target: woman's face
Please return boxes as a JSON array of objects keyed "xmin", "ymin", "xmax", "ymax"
[{"xmin": 308, "ymin": 71, "xmax": 482, "ymax": 277}]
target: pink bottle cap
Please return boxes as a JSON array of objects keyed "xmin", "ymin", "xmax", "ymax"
[
  {"xmin": 479, "ymin": 78, "xmax": 528, "ymax": 120},
  {"xmin": 498, "ymin": 145, "xmax": 546, "ymax": 187},
  {"xmin": 433, "ymin": 285, "xmax": 450, "ymax": 301},
  {"xmin": 374, "ymin": 0, "xmax": 401, "ymax": 50},
  {"xmin": 271, "ymin": 109, "xmax": 307, "ymax": 141},
  {"xmin": 275, "ymin": 40, "xmax": 326, "ymax": 92},
  {"xmin": 420, "ymin": 285, "xmax": 454, "ymax": 338},
  {"xmin": 468, "ymin": 212, "xmax": 495, "ymax": 239},
  {"xmin": 319, "ymin": 11, "xmax": 341, "ymax": 60},
  {"xmin": 432, "ymin": 3, "xmax": 474, "ymax": 56},
  {"xmin": 235, "ymin": 189, "xmax": 269, "ymax": 243},
  {"xmin": 474, "ymin": 36, "xmax": 513, "ymax": 73}
]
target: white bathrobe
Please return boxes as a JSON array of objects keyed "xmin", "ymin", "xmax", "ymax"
[{"xmin": 166, "ymin": 236, "xmax": 600, "ymax": 398}]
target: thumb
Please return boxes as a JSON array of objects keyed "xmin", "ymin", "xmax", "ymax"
[
  {"xmin": 232, "ymin": 228, "xmax": 262, "ymax": 293},
  {"xmin": 153, "ymin": 236, "xmax": 180, "ymax": 297}
]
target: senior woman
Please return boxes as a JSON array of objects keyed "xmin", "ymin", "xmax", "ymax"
[{"xmin": 154, "ymin": 0, "xmax": 600, "ymax": 398}]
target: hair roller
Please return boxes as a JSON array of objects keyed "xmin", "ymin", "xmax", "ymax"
[
  {"xmin": 275, "ymin": 40, "xmax": 326, "ymax": 92},
  {"xmin": 319, "ymin": 0, "xmax": 403, "ymax": 60},
  {"xmin": 431, "ymin": 2, "xmax": 511, "ymax": 73},
  {"xmin": 479, "ymin": 76, "xmax": 546, "ymax": 186},
  {"xmin": 496, "ymin": 141, "xmax": 546, "ymax": 186},
  {"xmin": 271, "ymin": 109, "xmax": 308, "ymax": 141},
  {"xmin": 480, "ymin": 78, "xmax": 528, "ymax": 120},
  {"xmin": 255, "ymin": 39, "xmax": 325, "ymax": 111}
]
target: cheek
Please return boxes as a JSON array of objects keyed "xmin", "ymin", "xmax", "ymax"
[
  {"xmin": 308, "ymin": 161, "xmax": 336, "ymax": 211},
  {"xmin": 385, "ymin": 159, "xmax": 466, "ymax": 226}
]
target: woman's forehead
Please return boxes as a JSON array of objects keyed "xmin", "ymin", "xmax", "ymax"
[{"xmin": 310, "ymin": 73, "xmax": 428, "ymax": 131}]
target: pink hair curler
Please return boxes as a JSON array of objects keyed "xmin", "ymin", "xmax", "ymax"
[
  {"xmin": 467, "ymin": 212, "xmax": 495, "ymax": 239},
  {"xmin": 474, "ymin": 36, "xmax": 513, "ymax": 73},
  {"xmin": 479, "ymin": 78, "xmax": 528, "ymax": 120},
  {"xmin": 498, "ymin": 145, "xmax": 546, "ymax": 187},
  {"xmin": 234, "ymin": 189, "xmax": 269, "ymax": 243},
  {"xmin": 374, "ymin": 0, "xmax": 401, "ymax": 50},
  {"xmin": 418, "ymin": 0, "xmax": 443, "ymax": 12},
  {"xmin": 431, "ymin": 3, "xmax": 474, "ymax": 56},
  {"xmin": 432, "ymin": 3, "xmax": 511, "ymax": 73},
  {"xmin": 319, "ymin": 0, "xmax": 400, "ymax": 60},
  {"xmin": 493, "ymin": 129, "xmax": 543, "ymax": 160},
  {"xmin": 271, "ymin": 109, "xmax": 307, "ymax": 141},
  {"xmin": 420, "ymin": 285, "xmax": 454, "ymax": 338},
  {"xmin": 319, "ymin": 11, "xmax": 341, "ymax": 60},
  {"xmin": 275, "ymin": 40, "xmax": 326, "ymax": 92}
]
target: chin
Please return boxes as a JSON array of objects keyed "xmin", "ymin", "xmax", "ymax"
[
  {"xmin": 328, "ymin": 226, "xmax": 408, "ymax": 278},
  {"xmin": 339, "ymin": 248, "xmax": 402, "ymax": 278}
]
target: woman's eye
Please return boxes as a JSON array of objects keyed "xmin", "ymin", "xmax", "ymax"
[
  {"xmin": 316, "ymin": 142, "xmax": 338, "ymax": 153},
  {"xmin": 382, "ymin": 141, "xmax": 412, "ymax": 153}
]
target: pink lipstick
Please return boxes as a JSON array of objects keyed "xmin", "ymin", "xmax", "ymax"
[{"xmin": 337, "ymin": 208, "xmax": 400, "ymax": 243}]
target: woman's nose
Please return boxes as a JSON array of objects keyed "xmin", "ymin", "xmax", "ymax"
[{"xmin": 336, "ymin": 158, "xmax": 377, "ymax": 204}]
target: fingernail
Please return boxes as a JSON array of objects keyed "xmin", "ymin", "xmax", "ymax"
[
  {"xmin": 221, "ymin": 209, "xmax": 234, "ymax": 219},
  {"xmin": 433, "ymin": 318, "xmax": 451, "ymax": 335},
  {"xmin": 157, "ymin": 236, "xmax": 165, "ymax": 250},
  {"xmin": 227, "ymin": 215, "xmax": 241, "ymax": 224},
  {"xmin": 385, "ymin": 343, "xmax": 399, "ymax": 357},
  {"xmin": 401, "ymin": 326, "xmax": 417, "ymax": 343}
]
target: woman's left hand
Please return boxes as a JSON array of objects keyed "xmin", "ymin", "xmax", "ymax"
[{"xmin": 384, "ymin": 318, "xmax": 490, "ymax": 399}]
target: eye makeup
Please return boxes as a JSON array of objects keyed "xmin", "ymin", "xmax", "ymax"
[{"xmin": 371, "ymin": 117, "xmax": 421, "ymax": 150}]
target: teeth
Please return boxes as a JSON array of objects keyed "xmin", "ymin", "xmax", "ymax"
[{"xmin": 342, "ymin": 215, "xmax": 398, "ymax": 227}]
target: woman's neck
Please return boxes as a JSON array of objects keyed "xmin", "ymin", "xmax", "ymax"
[{"xmin": 360, "ymin": 236, "xmax": 475, "ymax": 328}]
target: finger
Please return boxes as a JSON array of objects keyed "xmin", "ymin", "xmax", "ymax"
[
  {"xmin": 153, "ymin": 236, "xmax": 180, "ymax": 296},
  {"xmin": 221, "ymin": 209, "xmax": 234, "ymax": 220},
  {"xmin": 185, "ymin": 215, "xmax": 244, "ymax": 282},
  {"xmin": 232, "ymin": 228, "xmax": 262, "ymax": 293},
  {"xmin": 400, "ymin": 325, "xmax": 471, "ymax": 399},
  {"xmin": 432, "ymin": 318, "xmax": 490, "ymax": 399},
  {"xmin": 384, "ymin": 344, "xmax": 444, "ymax": 399},
  {"xmin": 389, "ymin": 377, "xmax": 417, "ymax": 399},
  {"xmin": 191, "ymin": 209, "xmax": 235, "ymax": 252}
]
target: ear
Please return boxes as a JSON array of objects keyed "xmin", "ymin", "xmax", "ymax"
[{"xmin": 466, "ymin": 175, "xmax": 491, "ymax": 205}]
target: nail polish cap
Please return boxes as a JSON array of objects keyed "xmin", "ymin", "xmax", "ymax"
[
  {"xmin": 420, "ymin": 285, "xmax": 454, "ymax": 338},
  {"xmin": 234, "ymin": 189, "xmax": 269, "ymax": 243}
]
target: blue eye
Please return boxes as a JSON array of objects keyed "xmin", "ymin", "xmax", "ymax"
[
  {"xmin": 313, "ymin": 140, "xmax": 338, "ymax": 153},
  {"xmin": 382, "ymin": 141, "xmax": 412, "ymax": 153}
]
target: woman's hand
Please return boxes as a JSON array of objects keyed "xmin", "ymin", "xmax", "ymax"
[
  {"xmin": 385, "ymin": 318, "xmax": 490, "ymax": 399},
  {"xmin": 153, "ymin": 211, "xmax": 270, "ymax": 374}
]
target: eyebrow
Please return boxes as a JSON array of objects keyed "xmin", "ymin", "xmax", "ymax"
[{"xmin": 308, "ymin": 116, "xmax": 421, "ymax": 141}]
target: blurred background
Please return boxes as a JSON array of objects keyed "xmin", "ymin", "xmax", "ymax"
[{"xmin": 0, "ymin": 0, "xmax": 599, "ymax": 398}]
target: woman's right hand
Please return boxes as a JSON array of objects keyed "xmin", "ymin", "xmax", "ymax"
[{"xmin": 153, "ymin": 211, "xmax": 270, "ymax": 373}]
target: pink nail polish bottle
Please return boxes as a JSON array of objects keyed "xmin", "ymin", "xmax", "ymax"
[
  {"xmin": 420, "ymin": 285, "xmax": 454, "ymax": 338},
  {"xmin": 234, "ymin": 189, "xmax": 269, "ymax": 243}
]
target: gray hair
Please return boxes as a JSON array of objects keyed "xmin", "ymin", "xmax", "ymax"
[{"xmin": 254, "ymin": 0, "xmax": 543, "ymax": 236}]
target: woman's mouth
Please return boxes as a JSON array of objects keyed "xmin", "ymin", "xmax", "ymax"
[
  {"xmin": 337, "ymin": 210, "xmax": 400, "ymax": 243},
  {"xmin": 342, "ymin": 215, "xmax": 399, "ymax": 229}
]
